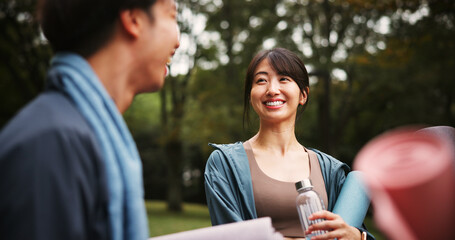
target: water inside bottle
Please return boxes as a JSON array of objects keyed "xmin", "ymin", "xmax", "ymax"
[{"xmin": 297, "ymin": 198, "xmax": 328, "ymax": 238}]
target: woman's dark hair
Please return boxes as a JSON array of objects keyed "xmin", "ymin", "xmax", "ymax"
[
  {"xmin": 243, "ymin": 48, "xmax": 310, "ymax": 127},
  {"xmin": 38, "ymin": 0, "xmax": 157, "ymax": 57}
]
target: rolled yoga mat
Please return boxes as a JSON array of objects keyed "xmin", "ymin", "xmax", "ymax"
[
  {"xmin": 354, "ymin": 128, "xmax": 455, "ymax": 240},
  {"xmin": 332, "ymin": 171, "xmax": 370, "ymax": 228}
]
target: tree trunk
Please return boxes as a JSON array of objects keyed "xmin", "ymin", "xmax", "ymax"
[
  {"xmin": 165, "ymin": 140, "xmax": 183, "ymax": 212},
  {"xmin": 312, "ymin": 71, "xmax": 332, "ymax": 154}
]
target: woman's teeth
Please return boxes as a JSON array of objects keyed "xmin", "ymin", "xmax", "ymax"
[{"xmin": 265, "ymin": 101, "xmax": 284, "ymax": 106}]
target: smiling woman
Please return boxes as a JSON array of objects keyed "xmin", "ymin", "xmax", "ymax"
[
  {"xmin": 244, "ymin": 48, "xmax": 310, "ymax": 127},
  {"xmin": 246, "ymin": 49, "xmax": 309, "ymax": 127},
  {"xmin": 204, "ymin": 48, "xmax": 375, "ymax": 240}
]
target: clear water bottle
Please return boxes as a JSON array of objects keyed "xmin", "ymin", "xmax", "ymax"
[{"xmin": 295, "ymin": 179, "xmax": 328, "ymax": 239}]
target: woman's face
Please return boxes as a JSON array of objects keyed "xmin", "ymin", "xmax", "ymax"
[{"xmin": 250, "ymin": 58, "xmax": 307, "ymax": 124}]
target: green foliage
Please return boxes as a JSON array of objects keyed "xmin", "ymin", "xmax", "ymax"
[
  {"xmin": 182, "ymin": 67, "xmax": 246, "ymax": 152},
  {"xmin": 124, "ymin": 93, "xmax": 162, "ymax": 133},
  {"xmin": 0, "ymin": 0, "xmax": 52, "ymax": 127},
  {"xmin": 338, "ymin": 1, "xmax": 455, "ymax": 159}
]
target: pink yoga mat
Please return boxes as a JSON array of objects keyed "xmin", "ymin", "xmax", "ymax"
[{"xmin": 354, "ymin": 128, "xmax": 455, "ymax": 240}]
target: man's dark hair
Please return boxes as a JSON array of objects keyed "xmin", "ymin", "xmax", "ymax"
[{"xmin": 38, "ymin": 0, "xmax": 157, "ymax": 57}]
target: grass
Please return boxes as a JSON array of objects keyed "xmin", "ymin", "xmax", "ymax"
[
  {"xmin": 146, "ymin": 200, "xmax": 386, "ymax": 239},
  {"xmin": 146, "ymin": 200, "xmax": 212, "ymax": 237}
]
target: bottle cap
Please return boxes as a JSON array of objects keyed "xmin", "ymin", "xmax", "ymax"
[{"xmin": 295, "ymin": 179, "xmax": 313, "ymax": 191}]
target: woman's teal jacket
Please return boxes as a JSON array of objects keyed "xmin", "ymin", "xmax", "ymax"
[{"xmin": 204, "ymin": 142, "xmax": 375, "ymax": 239}]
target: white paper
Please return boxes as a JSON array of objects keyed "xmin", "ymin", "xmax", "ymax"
[{"xmin": 149, "ymin": 217, "xmax": 283, "ymax": 240}]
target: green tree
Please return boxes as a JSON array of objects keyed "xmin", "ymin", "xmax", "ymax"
[
  {"xmin": 276, "ymin": 0, "xmax": 416, "ymax": 154},
  {"xmin": 156, "ymin": 0, "xmax": 205, "ymax": 211},
  {"xmin": 331, "ymin": 0, "xmax": 455, "ymax": 163},
  {"xmin": 0, "ymin": 0, "xmax": 52, "ymax": 127}
]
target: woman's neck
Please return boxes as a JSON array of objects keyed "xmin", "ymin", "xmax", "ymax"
[{"xmin": 250, "ymin": 122, "xmax": 301, "ymax": 156}]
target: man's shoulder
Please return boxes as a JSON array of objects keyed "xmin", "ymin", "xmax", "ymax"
[
  {"xmin": 2, "ymin": 91, "xmax": 90, "ymax": 135},
  {"xmin": 0, "ymin": 91, "xmax": 96, "ymax": 156},
  {"xmin": 0, "ymin": 90, "xmax": 104, "ymax": 185},
  {"xmin": 0, "ymin": 93, "xmax": 109, "ymax": 240}
]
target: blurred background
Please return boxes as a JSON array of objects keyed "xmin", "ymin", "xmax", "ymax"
[{"xmin": 1, "ymin": 0, "xmax": 454, "ymax": 238}]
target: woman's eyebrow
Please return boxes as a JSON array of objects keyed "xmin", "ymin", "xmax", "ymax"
[{"xmin": 254, "ymin": 71, "xmax": 268, "ymax": 76}]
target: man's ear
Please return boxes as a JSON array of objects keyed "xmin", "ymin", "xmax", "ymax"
[{"xmin": 119, "ymin": 9, "xmax": 144, "ymax": 38}]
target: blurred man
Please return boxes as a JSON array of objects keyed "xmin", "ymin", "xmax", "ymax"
[{"xmin": 0, "ymin": 0, "xmax": 179, "ymax": 239}]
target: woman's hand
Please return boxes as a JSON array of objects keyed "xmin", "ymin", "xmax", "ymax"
[{"xmin": 304, "ymin": 210, "xmax": 361, "ymax": 240}]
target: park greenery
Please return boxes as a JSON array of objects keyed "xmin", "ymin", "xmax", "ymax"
[
  {"xmin": 146, "ymin": 200, "xmax": 212, "ymax": 236},
  {"xmin": 1, "ymin": 0, "xmax": 454, "ymax": 218}
]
